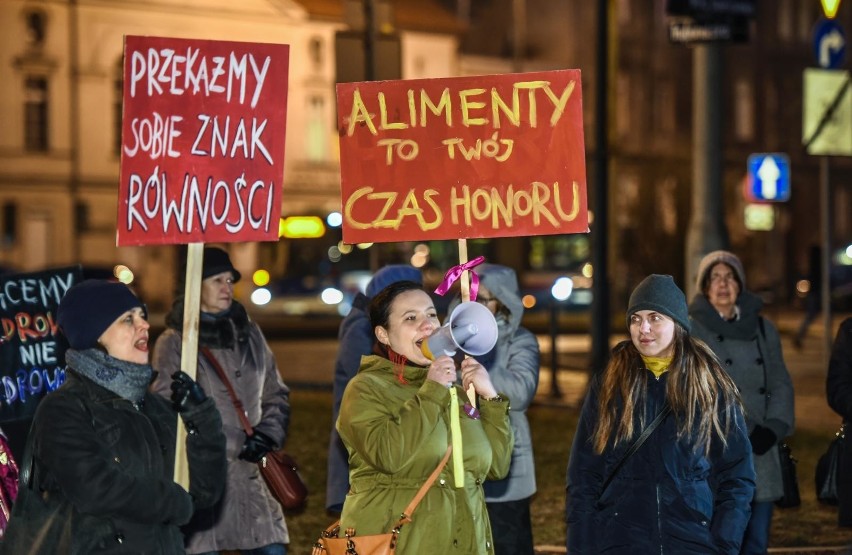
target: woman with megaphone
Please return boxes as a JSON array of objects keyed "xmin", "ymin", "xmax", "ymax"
[{"xmin": 336, "ymin": 280, "xmax": 513, "ymax": 554}]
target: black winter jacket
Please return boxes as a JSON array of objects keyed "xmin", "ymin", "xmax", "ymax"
[
  {"xmin": 826, "ymin": 317, "xmax": 852, "ymax": 526},
  {"xmin": 8, "ymin": 370, "xmax": 226, "ymax": 554},
  {"xmin": 567, "ymin": 371, "xmax": 755, "ymax": 554}
]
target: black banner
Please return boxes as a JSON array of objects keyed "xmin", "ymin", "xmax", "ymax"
[{"xmin": 0, "ymin": 266, "xmax": 82, "ymax": 423}]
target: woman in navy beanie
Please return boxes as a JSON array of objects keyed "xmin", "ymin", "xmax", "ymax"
[
  {"xmin": 567, "ymin": 275, "xmax": 755, "ymax": 554},
  {"xmin": 2, "ymin": 279, "xmax": 227, "ymax": 554}
]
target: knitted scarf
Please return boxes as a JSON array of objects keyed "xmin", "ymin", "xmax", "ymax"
[
  {"xmin": 688, "ymin": 290, "xmax": 763, "ymax": 341},
  {"xmin": 65, "ymin": 348, "xmax": 153, "ymax": 403},
  {"xmin": 164, "ymin": 297, "xmax": 251, "ymax": 349}
]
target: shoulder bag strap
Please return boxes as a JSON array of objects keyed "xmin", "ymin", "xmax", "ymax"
[
  {"xmin": 395, "ymin": 445, "xmax": 453, "ymax": 525},
  {"xmin": 322, "ymin": 445, "xmax": 453, "ymax": 536},
  {"xmin": 200, "ymin": 346, "xmax": 254, "ymax": 437},
  {"xmin": 598, "ymin": 405, "xmax": 671, "ymax": 501}
]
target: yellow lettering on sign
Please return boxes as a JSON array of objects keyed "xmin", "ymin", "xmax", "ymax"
[
  {"xmin": 544, "ymin": 81, "xmax": 575, "ymax": 127},
  {"xmin": 343, "ymin": 187, "xmax": 373, "ymax": 229},
  {"xmin": 378, "ymin": 92, "xmax": 408, "ymax": 131},
  {"xmin": 421, "ymin": 88, "xmax": 452, "ymax": 127},
  {"xmin": 554, "ymin": 181, "xmax": 581, "ymax": 221},
  {"xmin": 347, "ymin": 90, "xmax": 378, "ymax": 136},
  {"xmin": 515, "ymin": 81, "xmax": 545, "ymax": 128},
  {"xmin": 345, "ymin": 181, "xmax": 581, "ymax": 234},
  {"xmin": 491, "ymin": 87, "xmax": 520, "ymax": 129},
  {"xmin": 459, "ymin": 88, "xmax": 488, "ymax": 126},
  {"xmin": 450, "ymin": 185, "xmax": 472, "ymax": 226},
  {"xmin": 406, "ymin": 90, "xmax": 417, "ymax": 127}
]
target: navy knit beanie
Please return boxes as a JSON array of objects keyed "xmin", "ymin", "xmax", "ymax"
[
  {"xmin": 202, "ymin": 247, "xmax": 241, "ymax": 282},
  {"xmin": 366, "ymin": 265, "xmax": 422, "ymax": 298},
  {"xmin": 57, "ymin": 280, "xmax": 145, "ymax": 349},
  {"xmin": 626, "ymin": 274, "xmax": 691, "ymax": 332}
]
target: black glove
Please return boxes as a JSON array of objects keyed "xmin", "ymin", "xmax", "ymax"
[
  {"xmin": 239, "ymin": 429, "xmax": 276, "ymax": 463},
  {"xmin": 170, "ymin": 371, "xmax": 207, "ymax": 412},
  {"xmin": 749, "ymin": 425, "xmax": 778, "ymax": 455}
]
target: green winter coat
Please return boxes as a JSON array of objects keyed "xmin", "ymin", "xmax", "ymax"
[{"xmin": 337, "ymin": 355, "xmax": 513, "ymax": 554}]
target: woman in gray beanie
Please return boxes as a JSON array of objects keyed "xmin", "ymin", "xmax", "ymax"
[
  {"xmin": 567, "ymin": 275, "xmax": 755, "ymax": 554},
  {"xmin": 689, "ymin": 250, "xmax": 795, "ymax": 554},
  {"xmin": 2, "ymin": 279, "xmax": 227, "ymax": 554}
]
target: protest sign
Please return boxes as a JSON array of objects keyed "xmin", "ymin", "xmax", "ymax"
[
  {"xmin": 117, "ymin": 36, "xmax": 290, "ymax": 246},
  {"xmin": 336, "ymin": 69, "xmax": 589, "ymax": 244},
  {"xmin": 0, "ymin": 267, "xmax": 82, "ymax": 423}
]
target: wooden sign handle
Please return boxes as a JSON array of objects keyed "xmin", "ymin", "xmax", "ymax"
[
  {"xmin": 173, "ymin": 242, "xmax": 204, "ymax": 489},
  {"xmin": 457, "ymin": 239, "xmax": 477, "ymax": 406}
]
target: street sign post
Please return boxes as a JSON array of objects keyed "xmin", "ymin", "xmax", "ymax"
[
  {"xmin": 813, "ymin": 18, "xmax": 847, "ymax": 69},
  {"xmin": 746, "ymin": 153, "xmax": 791, "ymax": 202},
  {"xmin": 803, "ymin": 68, "xmax": 852, "ymax": 155}
]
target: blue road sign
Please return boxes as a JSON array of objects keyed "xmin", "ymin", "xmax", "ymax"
[
  {"xmin": 814, "ymin": 18, "xmax": 847, "ymax": 69},
  {"xmin": 747, "ymin": 153, "xmax": 791, "ymax": 202}
]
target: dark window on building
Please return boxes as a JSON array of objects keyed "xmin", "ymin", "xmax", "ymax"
[
  {"xmin": 24, "ymin": 77, "xmax": 49, "ymax": 152},
  {"xmin": 25, "ymin": 10, "xmax": 46, "ymax": 48},
  {"xmin": 3, "ymin": 203, "xmax": 17, "ymax": 245},
  {"xmin": 75, "ymin": 202, "xmax": 90, "ymax": 232}
]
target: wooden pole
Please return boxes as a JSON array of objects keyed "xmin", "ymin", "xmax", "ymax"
[
  {"xmin": 457, "ymin": 239, "xmax": 477, "ymax": 405},
  {"xmin": 173, "ymin": 242, "xmax": 204, "ymax": 489}
]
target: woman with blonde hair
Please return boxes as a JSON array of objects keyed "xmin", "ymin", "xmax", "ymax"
[{"xmin": 567, "ymin": 274, "xmax": 755, "ymax": 554}]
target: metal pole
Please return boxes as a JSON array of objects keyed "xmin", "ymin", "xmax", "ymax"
[
  {"xmin": 550, "ymin": 299, "xmax": 562, "ymax": 397},
  {"xmin": 512, "ymin": 0, "xmax": 527, "ymax": 73},
  {"xmin": 820, "ymin": 156, "xmax": 833, "ymax": 367},
  {"xmin": 590, "ymin": 0, "xmax": 611, "ymax": 376},
  {"xmin": 363, "ymin": 0, "xmax": 375, "ymax": 82},
  {"xmin": 685, "ymin": 43, "xmax": 727, "ymax": 301}
]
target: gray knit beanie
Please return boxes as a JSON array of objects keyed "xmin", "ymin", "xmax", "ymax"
[
  {"xmin": 626, "ymin": 274, "xmax": 691, "ymax": 332},
  {"xmin": 695, "ymin": 250, "xmax": 745, "ymax": 294}
]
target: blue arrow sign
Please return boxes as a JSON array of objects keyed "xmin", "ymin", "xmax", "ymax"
[
  {"xmin": 814, "ymin": 18, "xmax": 846, "ymax": 69},
  {"xmin": 747, "ymin": 153, "xmax": 791, "ymax": 202}
]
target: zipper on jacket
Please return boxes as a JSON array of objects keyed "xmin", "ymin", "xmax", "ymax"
[{"xmin": 657, "ymin": 484, "xmax": 663, "ymax": 555}]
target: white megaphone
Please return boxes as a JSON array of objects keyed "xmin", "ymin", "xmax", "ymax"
[{"xmin": 421, "ymin": 301, "xmax": 498, "ymax": 360}]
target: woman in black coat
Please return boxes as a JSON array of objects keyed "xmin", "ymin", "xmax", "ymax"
[
  {"xmin": 566, "ymin": 275, "xmax": 755, "ymax": 554},
  {"xmin": 826, "ymin": 317, "xmax": 852, "ymax": 527},
  {"xmin": 2, "ymin": 280, "xmax": 227, "ymax": 554}
]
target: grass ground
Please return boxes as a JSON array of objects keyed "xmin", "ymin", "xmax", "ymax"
[{"xmin": 282, "ymin": 389, "xmax": 852, "ymax": 552}]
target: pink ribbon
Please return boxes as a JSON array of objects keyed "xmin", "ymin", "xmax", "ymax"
[{"xmin": 434, "ymin": 256, "xmax": 486, "ymax": 301}]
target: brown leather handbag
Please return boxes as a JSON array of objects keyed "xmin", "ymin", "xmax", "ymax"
[
  {"xmin": 201, "ymin": 346, "xmax": 308, "ymax": 511},
  {"xmin": 312, "ymin": 446, "xmax": 451, "ymax": 555}
]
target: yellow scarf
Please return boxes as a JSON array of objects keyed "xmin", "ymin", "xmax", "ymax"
[{"xmin": 641, "ymin": 355, "xmax": 673, "ymax": 378}]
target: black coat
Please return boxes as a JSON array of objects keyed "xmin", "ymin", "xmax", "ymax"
[
  {"xmin": 566, "ymin": 371, "xmax": 755, "ymax": 554},
  {"xmin": 826, "ymin": 317, "xmax": 852, "ymax": 525},
  {"xmin": 5, "ymin": 370, "xmax": 226, "ymax": 554}
]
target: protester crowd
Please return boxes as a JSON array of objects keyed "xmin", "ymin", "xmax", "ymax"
[{"xmin": 2, "ymin": 247, "xmax": 852, "ymax": 554}]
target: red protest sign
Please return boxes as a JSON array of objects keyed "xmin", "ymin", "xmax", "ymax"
[
  {"xmin": 336, "ymin": 70, "xmax": 588, "ymax": 244},
  {"xmin": 117, "ymin": 36, "xmax": 289, "ymax": 246}
]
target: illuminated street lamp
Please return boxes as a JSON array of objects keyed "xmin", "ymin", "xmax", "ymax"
[{"xmin": 548, "ymin": 277, "xmax": 574, "ymax": 397}]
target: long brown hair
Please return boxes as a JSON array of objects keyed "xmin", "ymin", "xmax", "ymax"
[{"xmin": 591, "ymin": 324, "xmax": 742, "ymax": 456}]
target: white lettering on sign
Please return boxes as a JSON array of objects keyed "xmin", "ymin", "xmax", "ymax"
[
  {"xmin": 125, "ymin": 167, "xmax": 276, "ymax": 237},
  {"xmin": 128, "ymin": 48, "xmax": 271, "ymax": 109}
]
